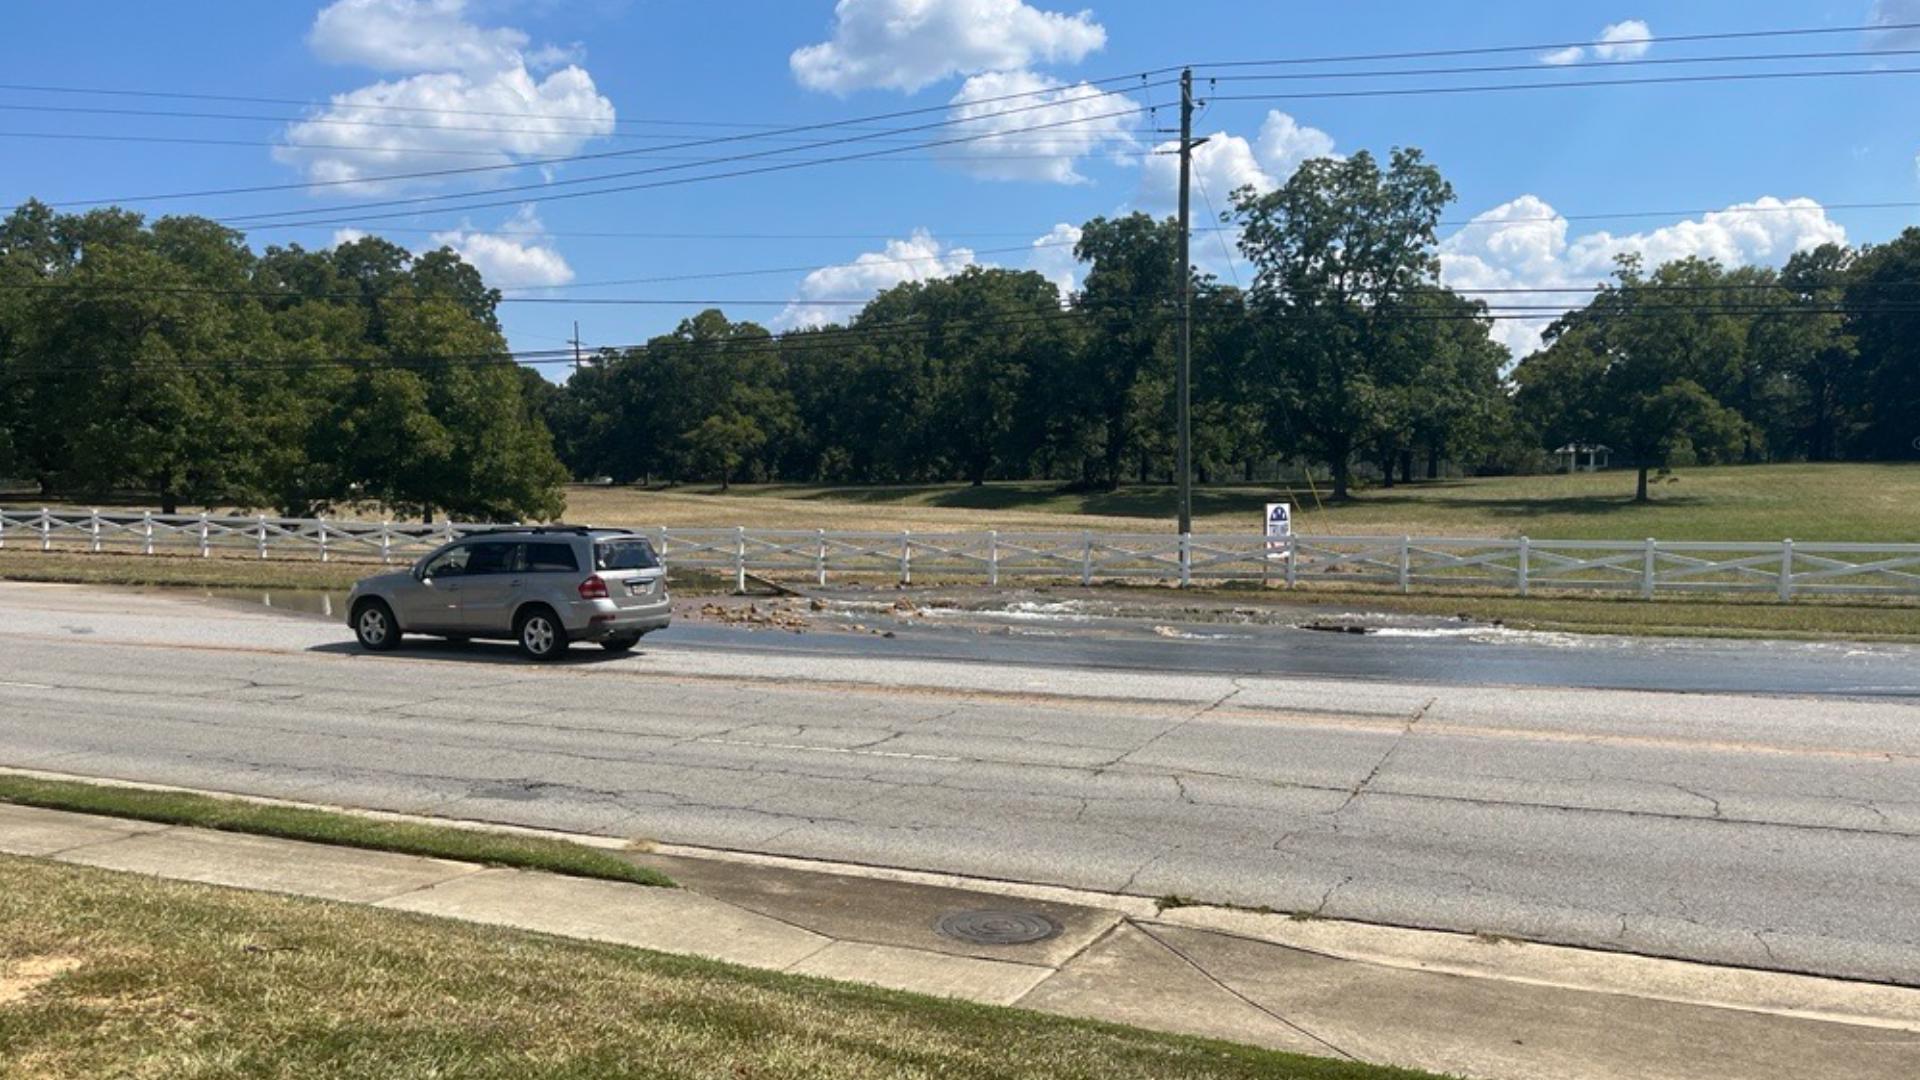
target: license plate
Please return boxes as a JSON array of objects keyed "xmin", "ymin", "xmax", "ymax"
[{"xmin": 627, "ymin": 581, "xmax": 650, "ymax": 596}]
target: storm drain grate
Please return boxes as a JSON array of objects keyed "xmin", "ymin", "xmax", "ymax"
[{"xmin": 934, "ymin": 910, "xmax": 1063, "ymax": 946}]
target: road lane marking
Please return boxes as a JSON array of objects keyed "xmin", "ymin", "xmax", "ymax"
[
  {"xmin": 692, "ymin": 737, "xmax": 964, "ymax": 763},
  {"xmin": 0, "ymin": 680, "xmax": 56, "ymax": 690}
]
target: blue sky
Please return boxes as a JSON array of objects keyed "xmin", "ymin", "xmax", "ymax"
[{"xmin": 5, "ymin": 0, "xmax": 1918, "ymax": 363}]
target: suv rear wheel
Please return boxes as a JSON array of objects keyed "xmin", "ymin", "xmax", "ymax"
[
  {"xmin": 353, "ymin": 599, "xmax": 401, "ymax": 652},
  {"xmin": 515, "ymin": 606, "xmax": 569, "ymax": 661}
]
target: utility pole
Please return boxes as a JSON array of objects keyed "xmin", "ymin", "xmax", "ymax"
[
  {"xmin": 569, "ymin": 320, "xmax": 584, "ymax": 375},
  {"xmin": 1175, "ymin": 67, "xmax": 1196, "ymax": 538}
]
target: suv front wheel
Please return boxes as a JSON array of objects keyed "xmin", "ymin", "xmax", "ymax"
[
  {"xmin": 515, "ymin": 606, "xmax": 570, "ymax": 661},
  {"xmin": 353, "ymin": 599, "xmax": 401, "ymax": 652}
]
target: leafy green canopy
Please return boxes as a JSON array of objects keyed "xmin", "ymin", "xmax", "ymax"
[{"xmin": 0, "ymin": 201, "xmax": 566, "ymax": 520}]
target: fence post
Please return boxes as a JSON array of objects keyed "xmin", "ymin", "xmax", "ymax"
[
  {"xmin": 1398, "ymin": 535, "xmax": 1412, "ymax": 593},
  {"xmin": 317, "ymin": 517, "xmax": 329, "ymax": 563},
  {"xmin": 443, "ymin": 520, "xmax": 456, "ymax": 544},
  {"xmin": 1179, "ymin": 533, "xmax": 1192, "ymax": 589},
  {"xmin": 900, "ymin": 530, "xmax": 912, "ymax": 586},
  {"xmin": 988, "ymin": 530, "xmax": 999, "ymax": 587},
  {"xmin": 257, "ymin": 515, "xmax": 269, "ymax": 560},
  {"xmin": 1779, "ymin": 539, "xmax": 1794, "ymax": 604},
  {"xmin": 1285, "ymin": 535, "xmax": 1298, "ymax": 589},
  {"xmin": 89, "ymin": 508, "xmax": 101, "ymax": 553},
  {"xmin": 1642, "ymin": 538, "xmax": 1657, "ymax": 600},
  {"xmin": 198, "ymin": 512, "xmax": 210, "ymax": 558},
  {"xmin": 734, "ymin": 526, "xmax": 747, "ymax": 594},
  {"xmin": 380, "ymin": 521, "xmax": 392, "ymax": 564},
  {"xmin": 1517, "ymin": 536, "xmax": 1530, "ymax": 597},
  {"xmin": 658, "ymin": 528, "xmax": 670, "ymax": 561},
  {"xmin": 0, "ymin": 508, "xmax": 6, "ymax": 550},
  {"xmin": 39, "ymin": 507, "xmax": 51, "ymax": 552},
  {"xmin": 140, "ymin": 511, "xmax": 153, "ymax": 555},
  {"xmin": 1081, "ymin": 531, "xmax": 1093, "ymax": 586},
  {"xmin": 816, "ymin": 529, "xmax": 828, "ymax": 587}
]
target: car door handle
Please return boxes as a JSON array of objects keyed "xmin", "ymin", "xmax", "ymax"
[{"xmin": 509, "ymin": 579, "xmax": 524, "ymax": 587}]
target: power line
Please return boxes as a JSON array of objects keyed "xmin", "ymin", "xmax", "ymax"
[
  {"xmin": 216, "ymin": 102, "xmax": 1157, "ymax": 230},
  {"xmin": 1204, "ymin": 45, "xmax": 1920, "ymax": 82},
  {"xmin": 40, "ymin": 78, "xmax": 1167, "ymax": 209},
  {"xmin": 8, "ymin": 300, "xmax": 1909, "ymax": 378},
  {"xmin": 1209, "ymin": 64, "xmax": 1920, "ymax": 105},
  {"xmin": 1190, "ymin": 20, "xmax": 1918, "ymax": 69}
]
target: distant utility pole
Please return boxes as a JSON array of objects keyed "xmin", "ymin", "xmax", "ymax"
[
  {"xmin": 569, "ymin": 320, "xmax": 584, "ymax": 375},
  {"xmin": 1175, "ymin": 67, "xmax": 1197, "ymax": 537}
]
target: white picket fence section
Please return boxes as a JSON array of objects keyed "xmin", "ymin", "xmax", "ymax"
[{"xmin": 5, "ymin": 506, "xmax": 1920, "ymax": 601}]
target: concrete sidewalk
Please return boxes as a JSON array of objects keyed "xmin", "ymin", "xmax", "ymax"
[{"xmin": 4, "ymin": 800, "xmax": 1918, "ymax": 1080}]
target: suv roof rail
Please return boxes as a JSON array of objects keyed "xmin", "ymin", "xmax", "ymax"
[{"xmin": 456, "ymin": 523, "xmax": 599, "ymax": 536}]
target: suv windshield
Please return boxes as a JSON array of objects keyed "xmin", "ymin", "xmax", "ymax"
[{"xmin": 595, "ymin": 538, "xmax": 660, "ymax": 571}]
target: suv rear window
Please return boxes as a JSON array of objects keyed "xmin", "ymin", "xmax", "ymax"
[
  {"xmin": 521, "ymin": 542, "xmax": 580, "ymax": 573},
  {"xmin": 595, "ymin": 538, "xmax": 660, "ymax": 571}
]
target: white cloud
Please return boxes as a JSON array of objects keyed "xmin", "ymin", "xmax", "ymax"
[
  {"xmin": 329, "ymin": 228, "xmax": 370, "ymax": 248},
  {"xmin": 1872, "ymin": 1, "xmax": 1920, "ymax": 50},
  {"xmin": 1255, "ymin": 111, "xmax": 1339, "ymax": 182},
  {"xmin": 310, "ymin": 0, "xmax": 530, "ymax": 74},
  {"xmin": 1538, "ymin": 18, "xmax": 1654, "ymax": 65},
  {"xmin": 277, "ymin": 0, "xmax": 616, "ymax": 191},
  {"xmin": 791, "ymin": 0, "xmax": 1106, "ymax": 94},
  {"xmin": 778, "ymin": 230, "xmax": 982, "ymax": 328},
  {"xmin": 1593, "ymin": 19, "xmax": 1654, "ymax": 61},
  {"xmin": 1138, "ymin": 110, "xmax": 1336, "ymax": 211},
  {"xmin": 1439, "ymin": 194, "xmax": 1846, "ymax": 356},
  {"xmin": 943, "ymin": 71, "xmax": 1137, "ymax": 183},
  {"xmin": 1027, "ymin": 222, "xmax": 1083, "ymax": 296},
  {"xmin": 430, "ymin": 206, "xmax": 575, "ymax": 289}
]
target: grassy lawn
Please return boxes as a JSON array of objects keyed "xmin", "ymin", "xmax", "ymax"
[
  {"xmin": 1170, "ymin": 583, "xmax": 1920, "ymax": 642},
  {"xmin": 0, "ymin": 858, "xmax": 1433, "ymax": 1080},
  {"xmin": 564, "ymin": 463, "xmax": 1920, "ymax": 541},
  {"xmin": 0, "ymin": 775, "xmax": 669, "ymax": 888},
  {"xmin": 15, "ymin": 463, "xmax": 1918, "ymax": 539}
]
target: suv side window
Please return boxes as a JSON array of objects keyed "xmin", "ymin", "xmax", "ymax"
[
  {"xmin": 421, "ymin": 544, "xmax": 472, "ymax": 578},
  {"xmin": 522, "ymin": 541, "xmax": 580, "ymax": 573},
  {"xmin": 465, "ymin": 543, "xmax": 516, "ymax": 575}
]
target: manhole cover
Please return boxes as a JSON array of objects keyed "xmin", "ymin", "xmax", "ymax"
[{"xmin": 934, "ymin": 910, "xmax": 1063, "ymax": 946}]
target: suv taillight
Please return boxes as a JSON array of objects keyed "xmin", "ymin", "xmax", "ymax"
[{"xmin": 578, "ymin": 574, "xmax": 610, "ymax": 600}]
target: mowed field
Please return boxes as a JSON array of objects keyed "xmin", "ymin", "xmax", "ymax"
[{"xmin": 566, "ymin": 463, "xmax": 1920, "ymax": 542}]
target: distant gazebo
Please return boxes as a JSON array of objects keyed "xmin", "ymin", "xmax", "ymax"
[{"xmin": 1555, "ymin": 443, "xmax": 1611, "ymax": 473}]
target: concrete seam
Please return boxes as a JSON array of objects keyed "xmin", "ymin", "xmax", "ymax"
[{"xmin": 1129, "ymin": 918, "xmax": 1359, "ymax": 1062}]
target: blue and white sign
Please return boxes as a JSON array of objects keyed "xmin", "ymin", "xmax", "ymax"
[{"xmin": 1265, "ymin": 502, "xmax": 1292, "ymax": 540}]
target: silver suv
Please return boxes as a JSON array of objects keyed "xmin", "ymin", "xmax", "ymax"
[{"xmin": 346, "ymin": 527, "xmax": 670, "ymax": 660}]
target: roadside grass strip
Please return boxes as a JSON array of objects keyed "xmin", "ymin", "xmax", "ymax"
[
  {"xmin": 0, "ymin": 857, "xmax": 1438, "ymax": 1080},
  {"xmin": 0, "ymin": 775, "xmax": 671, "ymax": 889}
]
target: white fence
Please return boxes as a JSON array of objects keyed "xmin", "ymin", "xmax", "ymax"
[{"xmin": 5, "ymin": 506, "xmax": 1920, "ymax": 601}]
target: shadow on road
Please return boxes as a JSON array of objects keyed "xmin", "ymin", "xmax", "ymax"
[{"xmin": 307, "ymin": 639, "xmax": 646, "ymax": 667}]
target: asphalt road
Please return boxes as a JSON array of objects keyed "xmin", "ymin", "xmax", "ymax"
[{"xmin": 2, "ymin": 581, "xmax": 1917, "ymax": 985}]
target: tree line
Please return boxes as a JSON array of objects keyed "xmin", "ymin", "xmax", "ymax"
[
  {"xmin": 0, "ymin": 200, "xmax": 566, "ymax": 520},
  {"xmin": 3, "ymin": 147, "xmax": 1916, "ymax": 523}
]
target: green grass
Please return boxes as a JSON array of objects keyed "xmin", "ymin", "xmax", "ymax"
[
  {"xmin": 584, "ymin": 463, "xmax": 1920, "ymax": 542},
  {"xmin": 0, "ymin": 549, "xmax": 734, "ymax": 596},
  {"xmin": 0, "ymin": 775, "xmax": 670, "ymax": 889},
  {"xmin": 0, "ymin": 858, "xmax": 1437, "ymax": 1080},
  {"xmin": 1171, "ymin": 582, "xmax": 1920, "ymax": 642}
]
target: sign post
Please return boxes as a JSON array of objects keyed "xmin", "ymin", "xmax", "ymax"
[{"xmin": 1264, "ymin": 502, "xmax": 1292, "ymax": 561}]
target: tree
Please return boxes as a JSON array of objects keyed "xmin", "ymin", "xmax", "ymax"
[
  {"xmin": 1073, "ymin": 214, "xmax": 1181, "ymax": 488},
  {"xmin": 1232, "ymin": 148, "xmax": 1457, "ymax": 498},
  {"xmin": 1842, "ymin": 229, "xmax": 1920, "ymax": 460},
  {"xmin": 1518, "ymin": 257, "xmax": 1748, "ymax": 501}
]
